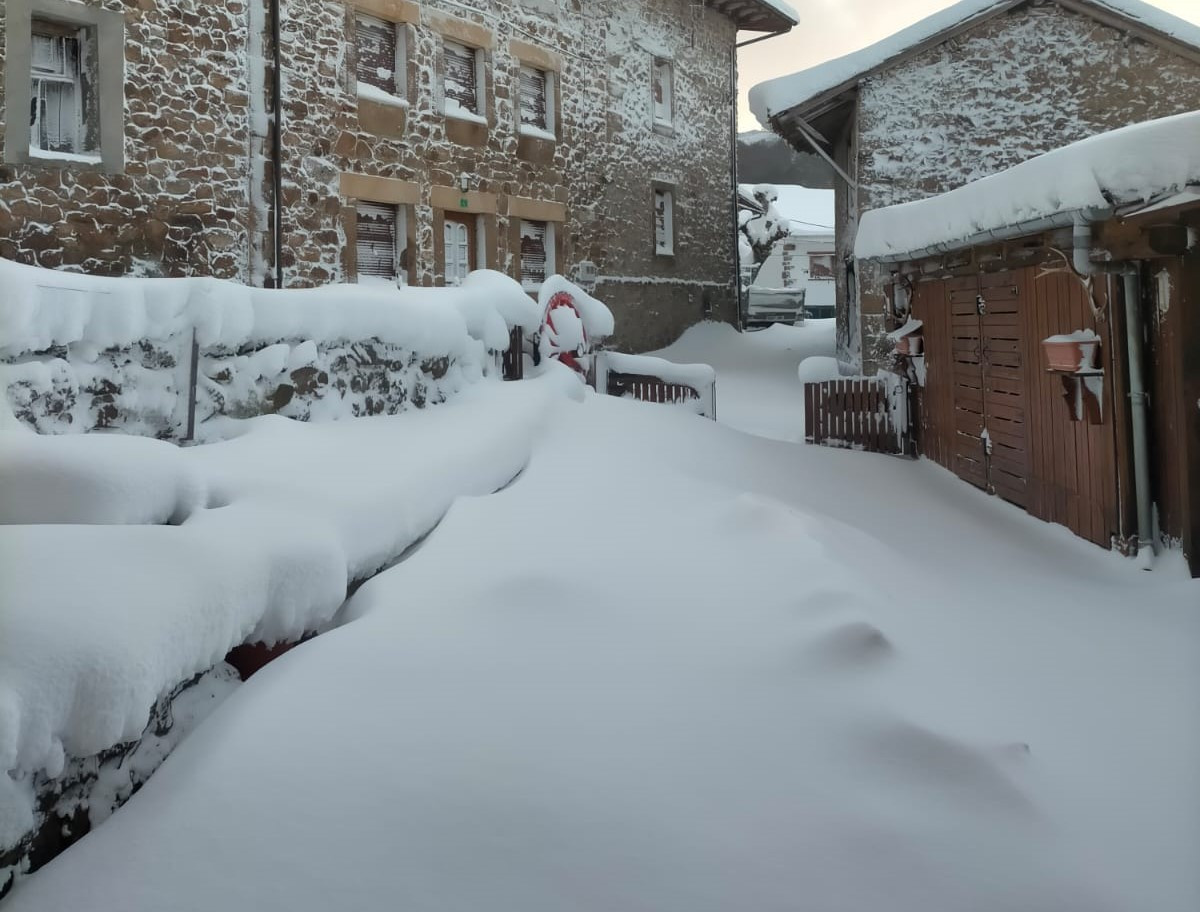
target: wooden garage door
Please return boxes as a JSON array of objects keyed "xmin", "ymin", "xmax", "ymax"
[{"xmin": 945, "ymin": 272, "xmax": 1030, "ymax": 506}]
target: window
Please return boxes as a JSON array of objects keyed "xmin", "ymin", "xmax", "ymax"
[
  {"xmin": 356, "ymin": 202, "xmax": 407, "ymax": 285},
  {"xmin": 443, "ymin": 40, "xmax": 482, "ymax": 118},
  {"xmin": 30, "ymin": 22, "xmax": 85, "ymax": 155},
  {"xmin": 809, "ymin": 253, "xmax": 835, "ymax": 280},
  {"xmin": 518, "ymin": 65, "xmax": 553, "ymax": 136},
  {"xmin": 519, "ymin": 220, "xmax": 554, "ymax": 288},
  {"xmin": 356, "ymin": 13, "xmax": 404, "ymax": 98},
  {"xmin": 654, "ymin": 189, "xmax": 674, "ymax": 256},
  {"xmin": 443, "ymin": 213, "xmax": 477, "ymax": 285},
  {"xmin": 651, "ymin": 57, "xmax": 673, "ymax": 128}
]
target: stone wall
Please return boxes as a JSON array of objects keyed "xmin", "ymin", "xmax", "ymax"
[
  {"xmin": 0, "ymin": 0, "xmax": 255, "ymax": 279},
  {"xmin": 1, "ymin": 0, "xmax": 741, "ymax": 352},
  {"xmin": 847, "ymin": 0, "xmax": 1200, "ymax": 371}
]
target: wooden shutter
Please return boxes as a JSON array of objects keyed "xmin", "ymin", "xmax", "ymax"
[
  {"xmin": 444, "ymin": 41, "xmax": 478, "ymax": 113},
  {"xmin": 520, "ymin": 220, "xmax": 548, "ymax": 286},
  {"xmin": 356, "ymin": 14, "xmax": 397, "ymax": 94},
  {"xmin": 519, "ymin": 66, "xmax": 548, "ymax": 131},
  {"xmin": 356, "ymin": 202, "xmax": 397, "ymax": 281},
  {"xmin": 652, "ymin": 58, "xmax": 672, "ymax": 125}
]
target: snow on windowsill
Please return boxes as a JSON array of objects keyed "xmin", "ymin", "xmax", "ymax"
[
  {"xmin": 518, "ymin": 123, "xmax": 557, "ymax": 142},
  {"xmin": 356, "ymin": 82, "xmax": 410, "ymax": 109},
  {"xmin": 28, "ymin": 148, "xmax": 102, "ymax": 165},
  {"xmin": 444, "ymin": 98, "xmax": 487, "ymax": 126}
]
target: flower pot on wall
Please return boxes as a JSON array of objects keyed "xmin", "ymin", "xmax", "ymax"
[{"xmin": 1042, "ymin": 331, "xmax": 1099, "ymax": 372}]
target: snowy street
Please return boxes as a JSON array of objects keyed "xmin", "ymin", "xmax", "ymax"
[{"xmin": 4, "ymin": 323, "xmax": 1197, "ymax": 912}]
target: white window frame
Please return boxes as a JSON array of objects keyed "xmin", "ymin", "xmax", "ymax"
[
  {"xmin": 654, "ymin": 188, "xmax": 674, "ymax": 257},
  {"xmin": 518, "ymin": 219, "xmax": 555, "ymax": 291},
  {"xmin": 517, "ymin": 65, "xmax": 554, "ymax": 138},
  {"xmin": 355, "ymin": 13, "xmax": 406, "ymax": 100},
  {"xmin": 30, "ymin": 24, "xmax": 84, "ymax": 156},
  {"xmin": 442, "ymin": 39, "xmax": 485, "ymax": 120},
  {"xmin": 651, "ymin": 56, "xmax": 674, "ymax": 129}
]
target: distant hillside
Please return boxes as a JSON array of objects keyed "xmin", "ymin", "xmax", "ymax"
[{"xmin": 737, "ymin": 131, "xmax": 834, "ymax": 188}]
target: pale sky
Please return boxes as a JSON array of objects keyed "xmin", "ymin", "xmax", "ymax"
[{"xmin": 737, "ymin": 0, "xmax": 1200, "ymax": 129}]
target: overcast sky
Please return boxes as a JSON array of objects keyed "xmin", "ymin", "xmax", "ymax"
[{"xmin": 736, "ymin": 0, "xmax": 1200, "ymax": 129}]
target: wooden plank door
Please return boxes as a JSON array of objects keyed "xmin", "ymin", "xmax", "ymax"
[
  {"xmin": 978, "ymin": 272, "xmax": 1030, "ymax": 507},
  {"xmin": 948, "ymin": 276, "xmax": 988, "ymax": 489}
]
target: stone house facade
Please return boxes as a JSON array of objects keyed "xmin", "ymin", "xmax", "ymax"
[
  {"xmin": 749, "ymin": 0, "xmax": 1200, "ymax": 372},
  {"xmin": 0, "ymin": 0, "xmax": 795, "ymax": 352}
]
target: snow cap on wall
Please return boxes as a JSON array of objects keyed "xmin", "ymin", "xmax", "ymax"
[{"xmin": 854, "ymin": 111, "xmax": 1200, "ymax": 261}]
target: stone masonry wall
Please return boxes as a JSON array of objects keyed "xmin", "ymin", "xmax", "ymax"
[
  {"xmin": 0, "ymin": 0, "xmax": 255, "ymax": 279},
  {"xmin": 1, "ymin": 0, "xmax": 741, "ymax": 352},
  {"xmin": 276, "ymin": 0, "xmax": 738, "ymax": 352},
  {"xmin": 848, "ymin": 0, "xmax": 1200, "ymax": 371}
]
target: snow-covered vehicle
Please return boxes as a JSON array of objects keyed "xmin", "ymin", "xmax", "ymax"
[{"xmin": 744, "ymin": 285, "xmax": 806, "ymax": 327}]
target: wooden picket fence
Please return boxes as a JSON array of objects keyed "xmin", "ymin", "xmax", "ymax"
[{"xmin": 804, "ymin": 378, "xmax": 904, "ymax": 454}]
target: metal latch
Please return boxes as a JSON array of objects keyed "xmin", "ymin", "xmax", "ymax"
[{"xmin": 976, "ymin": 294, "xmax": 986, "ymax": 315}]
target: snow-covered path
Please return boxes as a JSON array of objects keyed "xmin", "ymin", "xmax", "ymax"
[
  {"xmin": 651, "ymin": 319, "xmax": 837, "ymax": 442},
  {"xmin": 6, "ymin": 332, "xmax": 1198, "ymax": 912}
]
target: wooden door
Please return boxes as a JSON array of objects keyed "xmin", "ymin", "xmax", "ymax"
[
  {"xmin": 948, "ymin": 275, "xmax": 988, "ymax": 489},
  {"xmin": 946, "ymin": 272, "xmax": 1030, "ymax": 503},
  {"xmin": 978, "ymin": 273, "xmax": 1030, "ymax": 507}
]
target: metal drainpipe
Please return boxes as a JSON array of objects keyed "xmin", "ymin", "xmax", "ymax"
[
  {"xmin": 729, "ymin": 45, "xmax": 744, "ymax": 331},
  {"xmin": 271, "ymin": 0, "xmax": 284, "ymax": 289},
  {"xmin": 1122, "ymin": 266, "xmax": 1155, "ymax": 561},
  {"xmin": 1074, "ymin": 219, "xmax": 1154, "ymax": 563}
]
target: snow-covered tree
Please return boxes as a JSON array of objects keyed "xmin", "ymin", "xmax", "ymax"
[{"xmin": 737, "ymin": 184, "xmax": 789, "ymax": 284}]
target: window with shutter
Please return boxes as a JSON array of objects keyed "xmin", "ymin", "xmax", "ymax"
[
  {"xmin": 518, "ymin": 66, "xmax": 549, "ymax": 133},
  {"xmin": 651, "ymin": 58, "xmax": 673, "ymax": 128},
  {"xmin": 356, "ymin": 202, "xmax": 398, "ymax": 284},
  {"xmin": 519, "ymin": 220, "xmax": 552, "ymax": 288},
  {"xmin": 356, "ymin": 14, "xmax": 400, "ymax": 96},
  {"xmin": 654, "ymin": 189, "xmax": 674, "ymax": 256},
  {"xmin": 31, "ymin": 25, "xmax": 82, "ymax": 154},
  {"xmin": 443, "ymin": 41, "xmax": 479, "ymax": 115}
]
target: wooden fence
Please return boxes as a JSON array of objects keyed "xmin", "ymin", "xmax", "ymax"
[
  {"xmin": 597, "ymin": 351, "xmax": 717, "ymax": 420},
  {"xmin": 804, "ymin": 378, "xmax": 904, "ymax": 454}
]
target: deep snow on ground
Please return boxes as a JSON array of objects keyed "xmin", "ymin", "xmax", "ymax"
[
  {"xmin": 6, "ymin": 370, "xmax": 1199, "ymax": 911},
  {"xmin": 651, "ymin": 319, "xmax": 837, "ymax": 441}
]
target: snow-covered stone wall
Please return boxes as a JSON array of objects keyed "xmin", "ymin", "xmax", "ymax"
[{"xmin": 856, "ymin": 1, "xmax": 1200, "ymax": 211}]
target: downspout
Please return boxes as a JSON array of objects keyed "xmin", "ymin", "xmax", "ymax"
[
  {"xmin": 270, "ymin": 0, "xmax": 284, "ymax": 289},
  {"xmin": 1073, "ymin": 216, "xmax": 1154, "ymax": 563},
  {"xmin": 729, "ymin": 45, "xmax": 743, "ymax": 330},
  {"xmin": 1122, "ymin": 266, "xmax": 1154, "ymax": 563}
]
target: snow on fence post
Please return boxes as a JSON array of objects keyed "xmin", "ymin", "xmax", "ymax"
[{"xmin": 596, "ymin": 351, "xmax": 717, "ymax": 420}]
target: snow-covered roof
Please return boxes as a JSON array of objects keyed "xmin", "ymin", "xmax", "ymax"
[
  {"xmin": 854, "ymin": 111, "xmax": 1200, "ymax": 261},
  {"xmin": 710, "ymin": 0, "xmax": 797, "ymax": 32},
  {"xmin": 749, "ymin": 0, "xmax": 1200, "ymax": 126}
]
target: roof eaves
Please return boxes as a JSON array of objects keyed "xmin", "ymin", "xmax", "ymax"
[{"xmin": 708, "ymin": 0, "xmax": 798, "ymax": 33}]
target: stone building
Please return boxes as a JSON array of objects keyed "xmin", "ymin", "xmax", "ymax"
[
  {"xmin": 749, "ymin": 0, "xmax": 1200, "ymax": 372},
  {"xmin": 0, "ymin": 0, "xmax": 796, "ymax": 351}
]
